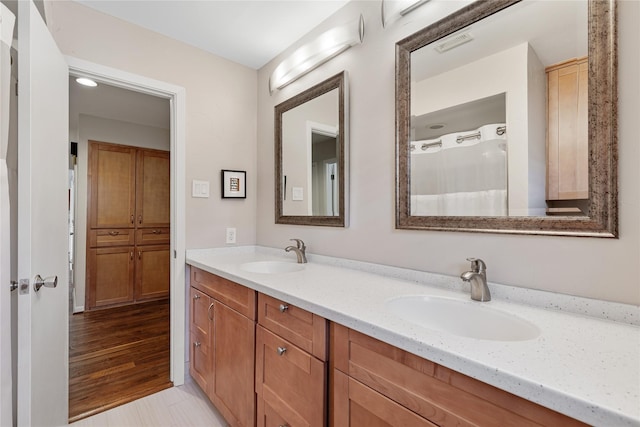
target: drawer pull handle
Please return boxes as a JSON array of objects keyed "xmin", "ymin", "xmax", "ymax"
[
  {"xmin": 108, "ymin": 231, "xmax": 120, "ymax": 236},
  {"xmin": 152, "ymin": 229, "xmax": 162, "ymax": 234},
  {"xmin": 193, "ymin": 294, "xmax": 200, "ymax": 300},
  {"xmin": 279, "ymin": 425, "xmax": 289, "ymax": 427},
  {"xmin": 194, "ymin": 341, "xmax": 201, "ymax": 348},
  {"xmin": 277, "ymin": 346, "xmax": 287, "ymax": 356},
  {"xmin": 279, "ymin": 304, "xmax": 289, "ymax": 313},
  {"xmin": 208, "ymin": 303, "xmax": 214, "ymax": 321}
]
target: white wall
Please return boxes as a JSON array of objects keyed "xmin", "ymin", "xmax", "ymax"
[
  {"xmin": 257, "ymin": 0, "xmax": 640, "ymax": 305},
  {"xmin": 72, "ymin": 114, "xmax": 170, "ymax": 312},
  {"xmin": 46, "ymin": 0, "xmax": 258, "ymax": 250}
]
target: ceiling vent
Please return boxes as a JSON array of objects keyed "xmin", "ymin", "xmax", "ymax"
[{"xmin": 434, "ymin": 32, "xmax": 474, "ymax": 53}]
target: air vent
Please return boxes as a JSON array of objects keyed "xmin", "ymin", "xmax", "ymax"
[{"xmin": 434, "ymin": 32, "xmax": 474, "ymax": 53}]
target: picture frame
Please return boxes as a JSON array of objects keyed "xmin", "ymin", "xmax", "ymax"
[{"xmin": 221, "ymin": 169, "xmax": 247, "ymax": 199}]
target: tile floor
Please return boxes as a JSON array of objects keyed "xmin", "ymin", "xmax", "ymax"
[{"xmin": 69, "ymin": 378, "xmax": 227, "ymax": 427}]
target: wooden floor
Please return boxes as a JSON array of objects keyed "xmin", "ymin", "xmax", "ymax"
[
  {"xmin": 69, "ymin": 379, "xmax": 228, "ymax": 427},
  {"xmin": 69, "ymin": 299, "xmax": 172, "ymax": 423}
]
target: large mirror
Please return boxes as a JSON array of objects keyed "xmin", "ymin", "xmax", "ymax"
[
  {"xmin": 396, "ymin": 0, "xmax": 617, "ymax": 237},
  {"xmin": 276, "ymin": 72, "xmax": 348, "ymax": 226}
]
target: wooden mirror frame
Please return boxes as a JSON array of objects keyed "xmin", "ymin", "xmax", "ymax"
[
  {"xmin": 275, "ymin": 72, "xmax": 348, "ymax": 227},
  {"xmin": 396, "ymin": 0, "xmax": 617, "ymax": 237}
]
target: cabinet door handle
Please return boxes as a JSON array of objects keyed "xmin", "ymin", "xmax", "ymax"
[
  {"xmin": 138, "ymin": 215, "xmax": 142, "ymax": 224},
  {"xmin": 130, "ymin": 251, "xmax": 133, "ymax": 260},
  {"xmin": 138, "ymin": 251, "xmax": 142, "ymax": 260},
  {"xmin": 130, "ymin": 214, "xmax": 134, "ymax": 224},
  {"xmin": 277, "ymin": 346, "xmax": 287, "ymax": 356},
  {"xmin": 194, "ymin": 341, "xmax": 201, "ymax": 348},
  {"xmin": 279, "ymin": 304, "xmax": 289, "ymax": 313},
  {"xmin": 108, "ymin": 231, "xmax": 120, "ymax": 236},
  {"xmin": 207, "ymin": 302, "xmax": 214, "ymax": 320},
  {"xmin": 193, "ymin": 294, "xmax": 200, "ymax": 300}
]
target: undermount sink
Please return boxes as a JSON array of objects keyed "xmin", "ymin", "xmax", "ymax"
[
  {"xmin": 385, "ymin": 295, "xmax": 540, "ymax": 341},
  {"xmin": 240, "ymin": 261, "xmax": 305, "ymax": 274}
]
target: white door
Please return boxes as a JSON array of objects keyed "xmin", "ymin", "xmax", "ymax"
[{"xmin": 17, "ymin": 1, "xmax": 69, "ymax": 426}]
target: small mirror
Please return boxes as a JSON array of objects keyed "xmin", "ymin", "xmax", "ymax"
[
  {"xmin": 396, "ymin": 0, "xmax": 617, "ymax": 236},
  {"xmin": 275, "ymin": 72, "xmax": 348, "ymax": 226}
]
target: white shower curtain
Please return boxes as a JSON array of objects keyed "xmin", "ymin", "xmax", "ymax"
[
  {"xmin": 0, "ymin": 4, "xmax": 16, "ymax": 427},
  {"xmin": 410, "ymin": 123, "xmax": 508, "ymax": 216}
]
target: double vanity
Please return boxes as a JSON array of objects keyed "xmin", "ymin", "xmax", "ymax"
[{"xmin": 186, "ymin": 246, "xmax": 639, "ymax": 427}]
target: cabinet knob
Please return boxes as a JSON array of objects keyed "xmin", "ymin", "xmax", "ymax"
[
  {"xmin": 193, "ymin": 294, "xmax": 200, "ymax": 300},
  {"xmin": 277, "ymin": 346, "xmax": 287, "ymax": 356},
  {"xmin": 194, "ymin": 341, "xmax": 201, "ymax": 348},
  {"xmin": 279, "ymin": 304, "xmax": 289, "ymax": 313}
]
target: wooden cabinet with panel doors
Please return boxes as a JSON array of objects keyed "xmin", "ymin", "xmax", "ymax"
[
  {"xmin": 190, "ymin": 267, "xmax": 257, "ymax": 427},
  {"xmin": 255, "ymin": 293, "xmax": 328, "ymax": 427},
  {"xmin": 86, "ymin": 140, "xmax": 170, "ymax": 310},
  {"xmin": 330, "ymin": 323, "xmax": 587, "ymax": 427}
]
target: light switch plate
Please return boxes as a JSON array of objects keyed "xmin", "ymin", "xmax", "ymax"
[
  {"xmin": 292, "ymin": 187, "xmax": 304, "ymax": 201},
  {"xmin": 192, "ymin": 180, "xmax": 210, "ymax": 198}
]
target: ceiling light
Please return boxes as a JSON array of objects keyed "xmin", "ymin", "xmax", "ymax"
[
  {"xmin": 75, "ymin": 77, "xmax": 98, "ymax": 87},
  {"xmin": 382, "ymin": 0, "xmax": 432, "ymax": 28},
  {"xmin": 269, "ymin": 15, "xmax": 364, "ymax": 93}
]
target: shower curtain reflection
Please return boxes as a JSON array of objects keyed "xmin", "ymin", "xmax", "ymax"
[{"xmin": 410, "ymin": 123, "xmax": 508, "ymax": 216}]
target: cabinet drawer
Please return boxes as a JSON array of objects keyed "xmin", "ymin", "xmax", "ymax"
[
  {"xmin": 190, "ymin": 287, "xmax": 212, "ymax": 338},
  {"xmin": 189, "ymin": 330, "xmax": 210, "ymax": 394},
  {"xmin": 331, "ymin": 323, "xmax": 586, "ymax": 427},
  {"xmin": 135, "ymin": 227, "xmax": 170, "ymax": 245},
  {"xmin": 191, "ymin": 267, "xmax": 256, "ymax": 320},
  {"xmin": 88, "ymin": 229, "xmax": 134, "ymax": 248},
  {"xmin": 258, "ymin": 293, "xmax": 327, "ymax": 360},
  {"xmin": 256, "ymin": 326, "xmax": 326, "ymax": 427},
  {"xmin": 332, "ymin": 369, "xmax": 437, "ymax": 427}
]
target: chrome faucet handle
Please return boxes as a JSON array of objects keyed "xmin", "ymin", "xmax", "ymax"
[
  {"xmin": 289, "ymin": 238, "xmax": 305, "ymax": 250},
  {"xmin": 466, "ymin": 258, "xmax": 486, "ymax": 273}
]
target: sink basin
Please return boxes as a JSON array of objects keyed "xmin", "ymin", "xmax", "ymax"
[
  {"xmin": 240, "ymin": 261, "xmax": 305, "ymax": 274},
  {"xmin": 385, "ymin": 295, "xmax": 540, "ymax": 341}
]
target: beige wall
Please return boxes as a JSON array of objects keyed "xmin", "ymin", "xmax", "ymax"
[
  {"xmin": 47, "ymin": 0, "xmax": 258, "ymax": 250},
  {"xmin": 257, "ymin": 0, "xmax": 640, "ymax": 305}
]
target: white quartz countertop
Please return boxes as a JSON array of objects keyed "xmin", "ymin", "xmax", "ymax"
[{"xmin": 186, "ymin": 246, "xmax": 640, "ymax": 427}]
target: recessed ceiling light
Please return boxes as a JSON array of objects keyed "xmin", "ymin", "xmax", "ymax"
[{"xmin": 75, "ymin": 77, "xmax": 98, "ymax": 87}]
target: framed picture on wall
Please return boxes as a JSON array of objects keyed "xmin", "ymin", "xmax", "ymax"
[{"xmin": 221, "ymin": 169, "xmax": 247, "ymax": 199}]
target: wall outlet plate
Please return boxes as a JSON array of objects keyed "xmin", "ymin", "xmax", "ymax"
[
  {"xmin": 292, "ymin": 187, "xmax": 304, "ymax": 201},
  {"xmin": 226, "ymin": 227, "xmax": 236, "ymax": 244}
]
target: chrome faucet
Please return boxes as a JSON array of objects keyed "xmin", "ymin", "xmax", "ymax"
[
  {"xmin": 285, "ymin": 239, "xmax": 307, "ymax": 264},
  {"xmin": 460, "ymin": 258, "xmax": 491, "ymax": 302}
]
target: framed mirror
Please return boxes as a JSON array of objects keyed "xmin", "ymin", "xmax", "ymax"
[
  {"xmin": 275, "ymin": 72, "xmax": 348, "ymax": 226},
  {"xmin": 396, "ymin": 0, "xmax": 617, "ymax": 237}
]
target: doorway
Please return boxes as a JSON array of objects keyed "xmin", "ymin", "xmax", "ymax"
[{"xmin": 67, "ymin": 60, "xmax": 185, "ymax": 421}]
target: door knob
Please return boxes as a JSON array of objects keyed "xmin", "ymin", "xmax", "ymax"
[{"xmin": 33, "ymin": 275, "xmax": 58, "ymax": 292}]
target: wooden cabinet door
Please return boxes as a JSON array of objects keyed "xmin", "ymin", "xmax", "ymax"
[
  {"xmin": 332, "ymin": 369, "xmax": 437, "ymax": 427},
  {"xmin": 256, "ymin": 326, "xmax": 326, "ymax": 427},
  {"xmin": 135, "ymin": 244, "xmax": 170, "ymax": 301},
  {"xmin": 546, "ymin": 57, "xmax": 588, "ymax": 200},
  {"xmin": 210, "ymin": 301, "xmax": 256, "ymax": 427},
  {"xmin": 87, "ymin": 246, "xmax": 134, "ymax": 309},
  {"xmin": 88, "ymin": 141, "xmax": 136, "ymax": 229},
  {"xmin": 190, "ymin": 287, "xmax": 213, "ymax": 394},
  {"xmin": 136, "ymin": 149, "xmax": 170, "ymax": 228}
]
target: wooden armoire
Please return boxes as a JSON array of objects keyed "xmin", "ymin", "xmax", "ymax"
[{"xmin": 86, "ymin": 141, "xmax": 170, "ymax": 310}]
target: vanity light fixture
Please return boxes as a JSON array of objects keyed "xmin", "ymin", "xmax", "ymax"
[
  {"xmin": 382, "ymin": 0, "xmax": 432, "ymax": 28},
  {"xmin": 75, "ymin": 77, "xmax": 98, "ymax": 87},
  {"xmin": 269, "ymin": 15, "xmax": 364, "ymax": 93}
]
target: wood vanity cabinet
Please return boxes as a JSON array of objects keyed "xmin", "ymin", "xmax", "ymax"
[
  {"xmin": 330, "ymin": 323, "xmax": 587, "ymax": 427},
  {"xmin": 255, "ymin": 293, "xmax": 328, "ymax": 427},
  {"xmin": 546, "ymin": 56, "xmax": 588, "ymax": 202},
  {"xmin": 86, "ymin": 141, "xmax": 170, "ymax": 309},
  {"xmin": 190, "ymin": 267, "xmax": 257, "ymax": 427}
]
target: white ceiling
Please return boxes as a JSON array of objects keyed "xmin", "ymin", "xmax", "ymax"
[{"xmin": 73, "ymin": 0, "xmax": 351, "ymax": 70}]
